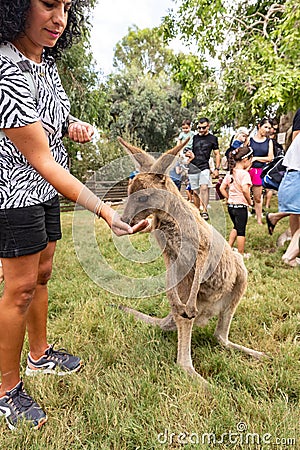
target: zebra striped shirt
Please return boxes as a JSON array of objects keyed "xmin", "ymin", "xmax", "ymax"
[{"xmin": 0, "ymin": 42, "xmax": 70, "ymax": 208}]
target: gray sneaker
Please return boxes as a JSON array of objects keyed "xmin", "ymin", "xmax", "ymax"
[
  {"xmin": 25, "ymin": 345, "xmax": 82, "ymax": 376},
  {"xmin": 0, "ymin": 381, "xmax": 47, "ymax": 430}
]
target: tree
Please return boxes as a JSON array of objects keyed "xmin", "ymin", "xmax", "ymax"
[
  {"xmin": 108, "ymin": 67, "xmax": 189, "ymax": 152},
  {"xmin": 107, "ymin": 26, "xmax": 197, "ymax": 152},
  {"xmin": 56, "ymin": 1, "xmax": 112, "ymax": 180},
  {"xmin": 113, "ymin": 25, "xmax": 174, "ymax": 76},
  {"xmin": 163, "ymin": 0, "xmax": 300, "ymax": 127}
]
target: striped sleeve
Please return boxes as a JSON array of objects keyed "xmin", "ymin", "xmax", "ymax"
[{"xmin": 0, "ymin": 57, "xmax": 39, "ymax": 129}]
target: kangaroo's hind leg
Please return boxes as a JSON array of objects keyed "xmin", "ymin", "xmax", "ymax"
[
  {"xmin": 173, "ymin": 313, "xmax": 209, "ymax": 386},
  {"xmin": 213, "ymin": 278, "xmax": 265, "ymax": 360}
]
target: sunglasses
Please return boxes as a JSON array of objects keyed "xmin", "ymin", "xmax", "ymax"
[{"xmin": 198, "ymin": 126, "xmax": 207, "ymax": 130}]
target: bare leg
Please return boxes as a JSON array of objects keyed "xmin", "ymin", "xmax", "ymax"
[
  {"xmin": 289, "ymin": 214, "xmax": 300, "ymax": 236},
  {"xmin": 282, "ymin": 228, "xmax": 300, "ymax": 266},
  {"xmin": 0, "ymin": 253, "xmax": 40, "ymax": 395},
  {"xmin": 236, "ymin": 236, "xmax": 246, "ymax": 255},
  {"xmin": 192, "ymin": 189, "xmax": 201, "ymax": 210},
  {"xmin": 228, "ymin": 229, "xmax": 237, "ymax": 248},
  {"xmin": 252, "ymin": 185, "xmax": 263, "ymax": 225},
  {"xmin": 0, "ymin": 260, "xmax": 3, "ymax": 284},
  {"xmin": 267, "ymin": 212, "xmax": 289, "ymax": 228},
  {"xmin": 265, "ymin": 189, "xmax": 273, "ymax": 209},
  {"xmin": 26, "ymin": 242, "xmax": 56, "ymax": 360},
  {"xmin": 199, "ymin": 184, "xmax": 209, "ymax": 213}
]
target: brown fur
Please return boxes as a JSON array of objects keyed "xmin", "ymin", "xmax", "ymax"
[{"xmin": 118, "ymin": 137, "xmax": 265, "ymax": 385}]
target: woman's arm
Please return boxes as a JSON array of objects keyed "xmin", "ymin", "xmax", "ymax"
[
  {"xmin": 219, "ymin": 179, "xmax": 229, "ymax": 200},
  {"xmin": 242, "ymin": 184, "xmax": 253, "ymax": 206},
  {"xmin": 252, "ymin": 140, "xmax": 274, "ymax": 163},
  {"xmin": 4, "ymin": 122, "xmax": 148, "ymax": 235}
]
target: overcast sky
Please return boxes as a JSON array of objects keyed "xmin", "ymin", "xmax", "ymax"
[{"xmin": 90, "ymin": 0, "xmax": 176, "ymax": 76}]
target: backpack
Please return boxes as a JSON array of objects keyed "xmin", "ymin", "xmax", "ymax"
[{"xmin": 260, "ymin": 156, "xmax": 286, "ymax": 190}]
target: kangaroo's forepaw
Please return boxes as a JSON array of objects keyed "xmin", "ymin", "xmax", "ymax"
[
  {"xmin": 184, "ymin": 305, "xmax": 198, "ymax": 319},
  {"xmin": 173, "ymin": 303, "xmax": 187, "ymax": 317}
]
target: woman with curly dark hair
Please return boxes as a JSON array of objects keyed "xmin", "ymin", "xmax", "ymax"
[{"xmin": 0, "ymin": 0, "xmax": 148, "ymax": 430}]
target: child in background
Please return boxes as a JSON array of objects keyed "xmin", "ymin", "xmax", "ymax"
[
  {"xmin": 224, "ymin": 127, "xmax": 250, "ymax": 170},
  {"xmin": 231, "ymin": 127, "xmax": 250, "ymax": 149},
  {"xmin": 177, "ymin": 119, "xmax": 195, "ymax": 200},
  {"xmin": 177, "ymin": 119, "xmax": 194, "ymax": 151},
  {"xmin": 220, "ymin": 146, "xmax": 253, "ymax": 258}
]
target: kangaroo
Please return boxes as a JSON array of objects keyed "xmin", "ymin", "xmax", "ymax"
[{"xmin": 118, "ymin": 137, "xmax": 265, "ymax": 386}]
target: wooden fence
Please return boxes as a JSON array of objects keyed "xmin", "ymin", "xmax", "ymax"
[
  {"xmin": 59, "ymin": 177, "xmax": 221, "ymax": 212},
  {"xmin": 59, "ymin": 179, "xmax": 129, "ymax": 212}
]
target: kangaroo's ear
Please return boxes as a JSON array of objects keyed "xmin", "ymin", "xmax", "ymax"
[
  {"xmin": 150, "ymin": 137, "xmax": 190, "ymax": 174},
  {"xmin": 118, "ymin": 137, "xmax": 155, "ymax": 172}
]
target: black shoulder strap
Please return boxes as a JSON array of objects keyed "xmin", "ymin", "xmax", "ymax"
[
  {"xmin": 0, "ymin": 45, "xmax": 38, "ymax": 102},
  {"xmin": 0, "ymin": 45, "xmax": 38, "ymax": 140}
]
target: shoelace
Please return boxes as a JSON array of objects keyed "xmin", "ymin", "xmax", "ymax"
[
  {"xmin": 7, "ymin": 384, "xmax": 34, "ymax": 414},
  {"xmin": 46, "ymin": 346, "xmax": 71, "ymax": 362}
]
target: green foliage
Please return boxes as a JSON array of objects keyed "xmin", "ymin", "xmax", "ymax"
[
  {"xmin": 58, "ymin": 41, "xmax": 109, "ymax": 127},
  {"xmin": 107, "ymin": 68, "xmax": 189, "ymax": 152},
  {"xmin": 65, "ymin": 138, "xmax": 126, "ymax": 182},
  {"xmin": 113, "ymin": 25, "xmax": 174, "ymax": 75},
  {"xmin": 107, "ymin": 26, "xmax": 199, "ymax": 152},
  {"xmin": 171, "ymin": 53, "xmax": 213, "ymax": 107},
  {"xmin": 163, "ymin": 0, "xmax": 300, "ymax": 126}
]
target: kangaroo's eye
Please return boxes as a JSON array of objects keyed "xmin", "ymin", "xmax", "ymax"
[{"xmin": 138, "ymin": 195, "xmax": 149, "ymax": 203}]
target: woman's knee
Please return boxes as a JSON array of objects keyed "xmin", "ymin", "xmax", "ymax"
[
  {"xmin": 4, "ymin": 279, "xmax": 37, "ymax": 313},
  {"xmin": 253, "ymin": 193, "xmax": 262, "ymax": 203},
  {"xmin": 37, "ymin": 264, "xmax": 53, "ymax": 285}
]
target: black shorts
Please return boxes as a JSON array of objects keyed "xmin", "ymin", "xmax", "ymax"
[
  {"xmin": 0, "ymin": 195, "xmax": 62, "ymax": 258},
  {"xmin": 228, "ymin": 204, "xmax": 248, "ymax": 237}
]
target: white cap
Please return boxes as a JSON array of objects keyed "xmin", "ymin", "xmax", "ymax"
[{"xmin": 236, "ymin": 126, "xmax": 249, "ymax": 135}]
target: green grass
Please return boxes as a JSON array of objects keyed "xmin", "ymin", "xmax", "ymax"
[{"xmin": 0, "ymin": 199, "xmax": 299, "ymax": 449}]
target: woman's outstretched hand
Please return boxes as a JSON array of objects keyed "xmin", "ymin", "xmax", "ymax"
[
  {"xmin": 100, "ymin": 203, "xmax": 149, "ymax": 236},
  {"xmin": 68, "ymin": 121, "xmax": 94, "ymax": 143},
  {"xmin": 111, "ymin": 215, "xmax": 149, "ymax": 236}
]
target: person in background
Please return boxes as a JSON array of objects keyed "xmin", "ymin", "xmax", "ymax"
[
  {"xmin": 266, "ymin": 133, "xmax": 300, "ymax": 267},
  {"xmin": 176, "ymin": 119, "xmax": 194, "ymax": 152},
  {"xmin": 185, "ymin": 117, "xmax": 220, "ymax": 220},
  {"xmin": 128, "ymin": 168, "xmax": 140, "ymax": 186},
  {"xmin": 224, "ymin": 127, "xmax": 250, "ymax": 168},
  {"xmin": 169, "ymin": 160, "xmax": 184, "ymax": 191},
  {"xmin": 249, "ymin": 118, "xmax": 274, "ymax": 225},
  {"xmin": 266, "ymin": 109, "xmax": 300, "ymax": 237},
  {"xmin": 0, "ymin": 0, "xmax": 148, "ymax": 431},
  {"xmin": 231, "ymin": 127, "xmax": 250, "ymax": 149},
  {"xmin": 264, "ymin": 118, "xmax": 284, "ymax": 210},
  {"xmin": 220, "ymin": 146, "xmax": 253, "ymax": 258},
  {"xmin": 176, "ymin": 119, "xmax": 194, "ymax": 198}
]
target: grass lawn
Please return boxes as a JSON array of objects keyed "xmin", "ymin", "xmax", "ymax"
[{"xmin": 0, "ymin": 198, "xmax": 299, "ymax": 449}]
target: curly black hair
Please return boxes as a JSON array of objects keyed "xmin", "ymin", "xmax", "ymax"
[{"xmin": 0, "ymin": 0, "xmax": 90, "ymax": 61}]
